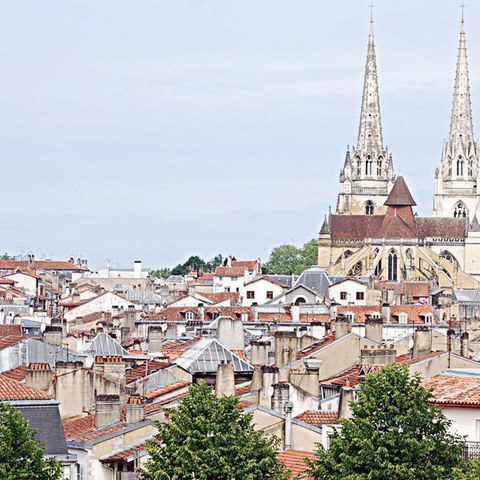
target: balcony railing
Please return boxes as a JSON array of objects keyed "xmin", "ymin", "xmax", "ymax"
[{"xmin": 464, "ymin": 441, "xmax": 480, "ymax": 460}]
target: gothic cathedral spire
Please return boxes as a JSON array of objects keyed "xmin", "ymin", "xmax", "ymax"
[
  {"xmin": 434, "ymin": 17, "xmax": 480, "ymax": 221},
  {"xmin": 336, "ymin": 16, "xmax": 395, "ymax": 216}
]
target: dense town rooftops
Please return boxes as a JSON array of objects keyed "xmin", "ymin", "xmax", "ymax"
[
  {"xmin": 423, "ymin": 371, "xmax": 480, "ymax": 408},
  {"xmin": 0, "ymin": 376, "xmax": 51, "ymax": 401}
]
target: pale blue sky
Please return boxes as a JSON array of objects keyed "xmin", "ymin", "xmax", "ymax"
[{"xmin": 1, "ymin": 1, "xmax": 479, "ymax": 269}]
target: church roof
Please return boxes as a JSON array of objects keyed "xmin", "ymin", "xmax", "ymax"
[
  {"xmin": 384, "ymin": 176, "xmax": 416, "ymax": 206},
  {"xmin": 319, "ymin": 215, "xmax": 330, "ymax": 235}
]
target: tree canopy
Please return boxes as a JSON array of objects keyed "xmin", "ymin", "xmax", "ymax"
[
  {"xmin": 263, "ymin": 239, "xmax": 317, "ymax": 275},
  {"xmin": 142, "ymin": 381, "xmax": 290, "ymax": 480},
  {"xmin": 0, "ymin": 401, "xmax": 61, "ymax": 480},
  {"xmin": 150, "ymin": 254, "xmax": 232, "ymax": 278},
  {"xmin": 308, "ymin": 364, "xmax": 464, "ymax": 480}
]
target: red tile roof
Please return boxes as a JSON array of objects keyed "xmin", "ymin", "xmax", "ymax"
[
  {"xmin": 277, "ymin": 450, "xmax": 315, "ymax": 480},
  {"xmin": 423, "ymin": 374, "xmax": 480, "ymax": 407},
  {"xmin": 63, "ymin": 415, "xmax": 126, "ymax": 443},
  {"xmin": 0, "ymin": 376, "xmax": 51, "ymax": 400},
  {"xmin": 295, "ymin": 411, "xmax": 338, "ymax": 427},
  {"xmin": 100, "ymin": 441, "xmax": 152, "ymax": 464},
  {"xmin": 214, "ymin": 267, "xmax": 246, "ymax": 277},
  {"xmin": 0, "ymin": 325, "xmax": 21, "ymax": 336},
  {"xmin": 200, "ymin": 292, "xmax": 240, "ymax": 305},
  {"xmin": 296, "ymin": 334, "xmax": 336, "ymax": 359},
  {"xmin": 0, "ymin": 335, "xmax": 24, "ymax": 351},
  {"xmin": 0, "ymin": 260, "xmax": 85, "ymax": 271},
  {"xmin": 0, "ymin": 366, "xmax": 27, "ymax": 382},
  {"xmin": 126, "ymin": 360, "xmax": 170, "ymax": 385},
  {"xmin": 336, "ymin": 305, "xmax": 437, "ymax": 324},
  {"xmin": 374, "ymin": 281, "xmax": 430, "ymax": 297},
  {"xmin": 143, "ymin": 381, "xmax": 190, "ymax": 400},
  {"xmin": 385, "ymin": 176, "xmax": 416, "ymax": 206},
  {"xmin": 231, "ymin": 260, "xmax": 257, "ymax": 270}
]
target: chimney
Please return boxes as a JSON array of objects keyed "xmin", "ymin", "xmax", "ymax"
[
  {"xmin": 365, "ymin": 315, "xmax": 383, "ymax": 344},
  {"xmin": 133, "ymin": 260, "xmax": 142, "ymax": 279},
  {"xmin": 93, "ymin": 355, "xmax": 105, "ymax": 375},
  {"xmin": 217, "ymin": 316, "xmax": 245, "ymax": 351},
  {"xmin": 284, "ymin": 401, "xmax": 294, "ymax": 451},
  {"xmin": 250, "ymin": 339, "xmax": 271, "ymax": 365},
  {"xmin": 274, "ymin": 331, "xmax": 298, "ymax": 368},
  {"xmin": 25, "ymin": 363, "xmax": 53, "ymax": 395},
  {"xmin": 43, "ymin": 326, "xmax": 63, "ymax": 346},
  {"xmin": 250, "ymin": 365, "xmax": 262, "ymax": 391},
  {"xmin": 126, "ymin": 395, "xmax": 145, "ymax": 424},
  {"xmin": 338, "ymin": 381, "xmax": 355, "ymax": 419},
  {"xmin": 259, "ymin": 366, "xmax": 279, "ymax": 408},
  {"xmin": 360, "ymin": 345, "xmax": 396, "ymax": 366},
  {"xmin": 412, "ymin": 326, "xmax": 432, "ymax": 359},
  {"xmin": 267, "ymin": 351, "xmax": 275, "ymax": 366},
  {"xmin": 300, "ymin": 359, "xmax": 322, "ymax": 397},
  {"xmin": 215, "ymin": 361, "xmax": 235, "ymax": 397},
  {"xmin": 381, "ymin": 303, "xmax": 391, "ymax": 323},
  {"xmin": 251, "ymin": 303, "xmax": 259, "ymax": 322},
  {"xmin": 461, "ymin": 331, "xmax": 469, "ymax": 358},
  {"xmin": 72, "ymin": 293, "xmax": 80, "ymax": 303},
  {"xmin": 112, "ymin": 305, "xmax": 119, "ymax": 317},
  {"xmin": 334, "ymin": 314, "xmax": 352, "ymax": 340},
  {"xmin": 103, "ymin": 356, "xmax": 126, "ymax": 385},
  {"xmin": 95, "ymin": 394, "xmax": 121, "ymax": 428},
  {"xmin": 447, "ymin": 329, "xmax": 455, "ymax": 353},
  {"xmin": 124, "ymin": 308, "xmax": 137, "ymax": 333},
  {"xmin": 148, "ymin": 326, "xmax": 164, "ymax": 353},
  {"xmin": 120, "ymin": 326, "xmax": 130, "ymax": 344},
  {"xmin": 198, "ymin": 303, "xmax": 205, "ymax": 321},
  {"xmin": 271, "ymin": 383, "xmax": 290, "ymax": 414}
]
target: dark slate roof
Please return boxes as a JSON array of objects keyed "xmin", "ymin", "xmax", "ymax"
[
  {"xmin": 14, "ymin": 401, "xmax": 69, "ymax": 455},
  {"xmin": 319, "ymin": 215, "xmax": 330, "ymax": 234},
  {"xmin": 384, "ymin": 176, "xmax": 416, "ymax": 206},
  {"xmin": 470, "ymin": 215, "xmax": 480, "ymax": 233},
  {"xmin": 293, "ymin": 266, "xmax": 331, "ymax": 295}
]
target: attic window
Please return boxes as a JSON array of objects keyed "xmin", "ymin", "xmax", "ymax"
[
  {"xmin": 345, "ymin": 312, "xmax": 354, "ymax": 321},
  {"xmin": 398, "ymin": 312, "xmax": 408, "ymax": 323},
  {"xmin": 185, "ymin": 311, "xmax": 195, "ymax": 321}
]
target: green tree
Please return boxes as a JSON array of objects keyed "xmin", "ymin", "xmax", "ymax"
[
  {"xmin": 264, "ymin": 239, "xmax": 317, "ymax": 275},
  {"xmin": 308, "ymin": 364, "xmax": 464, "ymax": 480},
  {"xmin": 0, "ymin": 253, "xmax": 14, "ymax": 260},
  {"xmin": 142, "ymin": 382, "xmax": 290, "ymax": 480},
  {"xmin": 453, "ymin": 459, "xmax": 480, "ymax": 479},
  {"xmin": 0, "ymin": 401, "xmax": 61, "ymax": 480},
  {"xmin": 150, "ymin": 268, "xmax": 172, "ymax": 279}
]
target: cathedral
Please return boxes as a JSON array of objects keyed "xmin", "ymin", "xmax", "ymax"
[{"xmin": 317, "ymin": 15, "xmax": 480, "ymax": 292}]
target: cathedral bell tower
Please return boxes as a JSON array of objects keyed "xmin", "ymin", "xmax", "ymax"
[
  {"xmin": 336, "ymin": 15, "xmax": 395, "ymax": 216},
  {"xmin": 434, "ymin": 17, "xmax": 480, "ymax": 222}
]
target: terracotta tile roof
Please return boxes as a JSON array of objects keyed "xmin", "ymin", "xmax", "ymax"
[
  {"xmin": 231, "ymin": 349, "xmax": 248, "ymax": 361},
  {"xmin": 321, "ymin": 365, "xmax": 362, "ymax": 387},
  {"xmin": 63, "ymin": 415, "xmax": 126, "ymax": 443},
  {"xmin": 245, "ymin": 276, "xmax": 287, "ymax": 288},
  {"xmin": 148, "ymin": 306, "xmax": 252, "ymax": 322},
  {"xmin": 200, "ymin": 292, "xmax": 240, "ymax": 305},
  {"xmin": 277, "ymin": 450, "xmax": 315, "ymax": 480},
  {"xmin": 423, "ymin": 374, "xmax": 480, "ymax": 407},
  {"xmin": 336, "ymin": 305, "xmax": 437, "ymax": 324},
  {"xmin": 295, "ymin": 410, "xmax": 338, "ymax": 427},
  {"xmin": 0, "ymin": 366, "xmax": 27, "ymax": 382},
  {"xmin": 100, "ymin": 441, "xmax": 152, "ymax": 464},
  {"xmin": 143, "ymin": 380, "xmax": 190, "ymax": 400},
  {"xmin": 126, "ymin": 360, "xmax": 170, "ymax": 385},
  {"xmin": 0, "ymin": 278, "xmax": 15, "ymax": 285},
  {"xmin": 231, "ymin": 260, "xmax": 257, "ymax": 270},
  {"xmin": 0, "ymin": 325, "xmax": 21, "ymax": 336},
  {"xmin": 0, "ymin": 335, "xmax": 24, "ymax": 351},
  {"xmin": 0, "ymin": 376, "xmax": 51, "ymax": 400},
  {"xmin": 374, "ymin": 281, "xmax": 430, "ymax": 297},
  {"xmin": 235, "ymin": 383, "xmax": 252, "ymax": 396},
  {"xmin": 416, "ymin": 217, "xmax": 467, "ymax": 239},
  {"xmin": 195, "ymin": 273, "xmax": 214, "ymax": 284},
  {"xmin": 296, "ymin": 334, "xmax": 336, "ymax": 359},
  {"xmin": 144, "ymin": 392, "xmax": 190, "ymax": 414},
  {"xmin": 0, "ymin": 260, "xmax": 84, "ymax": 271},
  {"xmin": 214, "ymin": 266, "xmax": 245, "ymax": 277}
]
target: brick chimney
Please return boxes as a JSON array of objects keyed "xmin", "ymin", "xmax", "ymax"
[{"xmin": 126, "ymin": 395, "xmax": 145, "ymax": 424}]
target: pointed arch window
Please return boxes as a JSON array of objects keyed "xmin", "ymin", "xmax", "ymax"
[
  {"xmin": 377, "ymin": 157, "xmax": 383, "ymax": 176},
  {"xmin": 355, "ymin": 156, "xmax": 361, "ymax": 177},
  {"xmin": 348, "ymin": 261, "xmax": 362, "ymax": 276},
  {"xmin": 388, "ymin": 249, "xmax": 398, "ymax": 281},
  {"xmin": 453, "ymin": 201, "xmax": 468, "ymax": 218},
  {"xmin": 440, "ymin": 250, "xmax": 459, "ymax": 267},
  {"xmin": 365, "ymin": 200, "xmax": 374, "ymax": 215},
  {"xmin": 406, "ymin": 248, "xmax": 414, "ymax": 270},
  {"xmin": 457, "ymin": 156, "xmax": 464, "ymax": 176}
]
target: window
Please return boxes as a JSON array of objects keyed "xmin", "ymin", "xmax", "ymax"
[
  {"xmin": 406, "ymin": 248, "xmax": 414, "ymax": 270},
  {"xmin": 340, "ymin": 292, "xmax": 348, "ymax": 300},
  {"xmin": 454, "ymin": 201, "xmax": 468, "ymax": 218},
  {"xmin": 388, "ymin": 249, "xmax": 398, "ymax": 281},
  {"xmin": 349, "ymin": 261, "xmax": 362, "ymax": 276},
  {"xmin": 246, "ymin": 291, "xmax": 255, "ymax": 299},
  {"xmin": 365, "ymin": 200, "xmax": 374, "ymax": 215},
  {"xmin": 236, "ymin": 287, "xmax": 240, "ymax": 292},
  {"xmin": 266, "ymin": 291, "xmax": 274, "ymax": 299},
  {"xmin": 398, "ymin": 312, "xmax": 408, "ymax": 323},
  {"xmin": 377, "ymin": 158, "xmax": 383, "ymax": 176},
  {"xmin": 345, "ymin": 312, "xmax": 355, "ymax": 321},
  {"xmin": 230, "ymin": 276, "xmax": 238, "ymax": 281},
  {"xmin": 440, "ymin": 250, "xmax": 460, "ymax": 267},
  {"xmin": 457, "ymin": 156, "xmax": 464, "ymax": 176},
  {"xmin": 225, "ymin": 287, "xmax": 230, "ymax": 292},
  {"xmin": 356, "ymin": 292, "xmax": 365, "ymax": 300},
  {"xmin": 424, "ymin": 313, "xmax": 434, "ymax": 324},
  {"xmin": 185, "ymin": 311, "xmax": 195, "ymax": 321},
  {"xmin": 365, "ymin": 156, "xmax": 373, "ymax": 176},
  {"xmin": 294, "ymin": 297, "xmax": 306, "ymax": 305}
]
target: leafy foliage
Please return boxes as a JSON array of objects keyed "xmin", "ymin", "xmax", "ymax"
[
  {"xmin": 452, "ymin": 459, "xmax": 480, "ymax": 479},
  {"xmin": 0, "ymin": 401, "xmax": 61, "ymax": 480},
  {"xmin": 151, "ymin": 254, "xmax": 233, "ymax": 278},
  {"xmin": 142, "ymin": 382, "xmax": 290, "ymax": 480},
  {"xmin": 263, "ymin": 239, "xmax": 317, "ymax": 275},
  {"xmin": 0, "ymin": 253, "xmax": 14, "ymax": 260},
  {"xmin": 308, "ymin": 364, "xmax": 464, "ymax": 480}
]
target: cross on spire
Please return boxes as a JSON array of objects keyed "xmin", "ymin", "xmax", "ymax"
[
  {"xmin": 460, "ymin": 2, "xmax": 466, "ymax": 21},
  {"xmin": 369, "ymin": 1, "xmax": 375, "ymax": 21}
]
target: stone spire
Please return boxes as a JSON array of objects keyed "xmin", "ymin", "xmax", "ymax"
[
  {"xmin": 449, "ymin": 18, "xmax": 474, "ymax": 147},
  {"xmin": 357, "ymin": 18, "xmax": 383, "ymax": 156}
]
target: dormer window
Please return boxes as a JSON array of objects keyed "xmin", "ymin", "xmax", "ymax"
[
  {"xmin": 185, "ymin": 311, "xmax": 195, "ymax": 321},
  {"xmin": 398, "ymin": 312, "xmax": 408, "ymax": 323}
]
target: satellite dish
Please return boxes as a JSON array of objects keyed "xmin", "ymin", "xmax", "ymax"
[
  {"xmin": 85, "ymin": 355, "xmax": 94, "ymax": 369},
  {"xmin": 161, "ymin": 324, "xmax": 168, "ymax": 332},
  {"xmin": 267, "ymin": 386, "xmax": 274, "ymax": 398},
  {"xmin": 40, "ymin": 323, "xmax": 46, "ymax": 333}
]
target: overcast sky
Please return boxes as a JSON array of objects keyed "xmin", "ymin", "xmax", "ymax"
[{"xmin": 1, "ymin": 1, "xmax": 479, "ymax": 270}]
